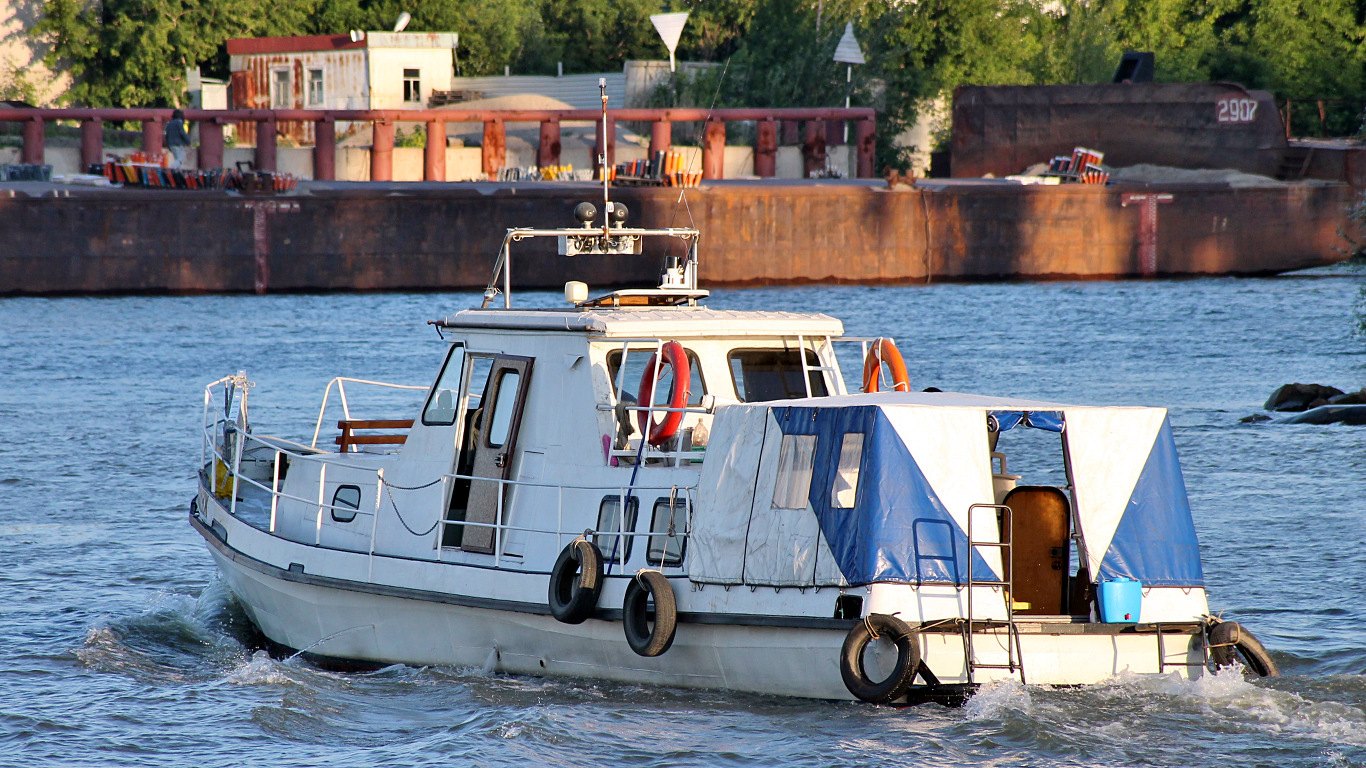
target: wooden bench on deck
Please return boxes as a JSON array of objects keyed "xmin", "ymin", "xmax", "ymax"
[{"xmin": 336, "ymin": 419, "xmax": 414, "ymax": 453}]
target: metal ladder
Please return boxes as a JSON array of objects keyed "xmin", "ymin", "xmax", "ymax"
[
  {"xmin": 796, "ymin": 335, "xmax": 843, "ymax": 397},
  {"xmin": 964, "ymin": 503, "xmax": 1026, "ymax": 684}
]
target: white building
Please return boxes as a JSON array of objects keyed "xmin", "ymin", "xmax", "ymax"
[{"xmin": 226, "ymin": 31, "xmax": 459, "ymax": 112}]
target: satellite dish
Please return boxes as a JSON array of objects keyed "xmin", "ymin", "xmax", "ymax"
[
  {"xmin": 349, "ymin": 29, "xmax": 365, "ymax": 42},
  {"xmin": 393, "ymin": 12, "xmax": 411, "ymax": 32},
  {"xmin": 832, "ymin": 22, "xmax": 864, "ymax": 65},
  {"xmin": 649, "ymin": 12, "xmax": 689, "ymax": 72}
]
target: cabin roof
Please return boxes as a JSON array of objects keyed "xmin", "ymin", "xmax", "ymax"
[
  {"xmin": 769, "ymin": 391, "xmax": 1161, "ymax": 411},
  {"xmin": 436, "ymin": 307, "xmax": 845, "ymax": 337}
]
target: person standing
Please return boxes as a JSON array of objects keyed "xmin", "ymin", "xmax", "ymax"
[{"xmin": 164, "ymin": 109, "xmax": 191, "ymax": 168}]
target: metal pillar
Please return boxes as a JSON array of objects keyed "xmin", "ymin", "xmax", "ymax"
[
  {"xmin": 80, "ymin": 119, "xmax": 103, "ymax": 170},
  {"xmin": 802, "ymin": 120, "xmax": 826, "ymax": 177},
  {"xmin": 702, "ymin": 119, "xmax": 726, "ymax": 180},
  {"xmin": 371, "ymin": 120, "xmax": 393, "ymax": 181},
  {"xmin": 313, "ymin": 118, "xmax": 335, "ymax": 180},
  {"xmin": 538, "ymin": 119, "xmax": 560, "ymax": 168},
  {"xmin": 425, "ymin": 120, "xmax": 445, "ymax": 181},
  {"xmin": 199, "ymin": 120, "xmax": 224, "ymax": 170},
  {"xmin": 256, "ymin": 119, "xmax": 277, "ymax": 172},
  {"xmin": 855, "ymin": 117, "xmax": 876, "ymax": 178},
  {"xmin": 755, "ymin": 119, "xmax": 777, "ymax": 177},
  {"xmin": 482, "ymin": 119, "xmax": 506, "ymax": 179},
  {"xmin": 142, "ymin": 119, "xmax": 164, "ymax": 157},
  {"xmin": 650, "ymin": 120, "xmax": 671, "ymax": 156},
  {"xmin": 593, "ymin": 116, "xmax": 615, "ymax": 175}
]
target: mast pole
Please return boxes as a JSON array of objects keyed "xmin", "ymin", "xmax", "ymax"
[{"xmin": 600, "ymin": 78, "xmax": 610, "ymax": 238}]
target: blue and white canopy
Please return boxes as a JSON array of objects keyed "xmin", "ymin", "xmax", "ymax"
[{"xmin": 690, "ymin": 393, "xmax": 1203, "ymax": 589}]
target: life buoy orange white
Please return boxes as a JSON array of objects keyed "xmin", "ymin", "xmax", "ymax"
[
  {"xmin": 862, "ymin": 338, "xmax": 911, "ymax": 393},
  {"xmin": 637, "ymin": 341, "xmax": 690, "ymax": 446}
]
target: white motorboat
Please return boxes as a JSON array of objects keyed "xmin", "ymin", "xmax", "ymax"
[{"xmin": 190, "ymin": 86, "xmax": 1277, "ymax": 706}]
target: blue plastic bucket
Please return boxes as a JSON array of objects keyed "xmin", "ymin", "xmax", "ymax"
[{"xmin": 1098, "ymin": 578, "xmax": 1143, "ymax": 623}]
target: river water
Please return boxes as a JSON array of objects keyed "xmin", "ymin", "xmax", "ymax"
[{"xmin": 2, "ymin": 264, "xmax": 1364, "ymax": 766}]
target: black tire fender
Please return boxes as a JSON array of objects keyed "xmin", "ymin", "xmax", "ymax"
[
  {"xmin": 840, "ymin": 613, "xmax": 922, "ymax": 704},
  {"xmin": 1208, "ymin": 620, "xmax": 1280, "ymax": 677},
  {"xmin": 547, "ymin": 539, "xmax": 603, "ymax": 624},
  {"xmin": 623, "ymin": 570, "xmax": 677, "ymax": 657}
]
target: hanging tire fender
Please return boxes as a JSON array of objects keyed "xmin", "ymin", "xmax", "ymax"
[
  {"xmin": 1208, "ymin": 620, "xmax": 1280, "ymax": 677},
  {"xmin": 623, "ymin": 570, "xmax": 677, "ymax": 657},
  {"xmin": 547, "ymin": 539, "xmax": 604, "ymax": 624},
  {"xmin": 840, "ymin": 613, "xmax": 922, "ymax": 704}
]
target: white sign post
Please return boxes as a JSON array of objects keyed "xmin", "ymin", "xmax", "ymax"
[
  {"xmin": 650, "ymin": 12, "xmax": 690, "ymax": 73},
  {"xmin": 832, "ymin": 22, "xmax": 864, "ymax": 143}
]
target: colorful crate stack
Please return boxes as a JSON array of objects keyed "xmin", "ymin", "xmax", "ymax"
[
  {"xmin": 102, "ymin": 159, "xmax": 299, "ymax": 193},
  {"xmin": 1044, "ymin": 147, "xmax": 1109, "ymax": 184},
  {"xmin": 612, "ymin": 150, "xmax": 701, "ymax": 187}
]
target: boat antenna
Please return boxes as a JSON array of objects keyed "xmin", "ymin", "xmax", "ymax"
[{"xmin": 599, "ymin": 77, "xmax": 611, "ymax": 239}]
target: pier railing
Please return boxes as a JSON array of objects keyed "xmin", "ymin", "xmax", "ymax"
[{"xmin": 1, "ymin": 106, "xmax": 876, "ymax": 181}]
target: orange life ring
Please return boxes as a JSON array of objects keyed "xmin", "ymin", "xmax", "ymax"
[
  {"xmin": 637, "ymin": 341, "xmax": 690, "ymax": 446},
  {"xmin": 863, "ymin": 338, "xmax": 911, "ymax": 393}
]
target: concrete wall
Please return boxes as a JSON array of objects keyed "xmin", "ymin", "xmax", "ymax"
[
  {"xmin": 952, "ymin": 83, "xmax": 1289, "ymax": 178},
  {"xmin": 369, "ymin": 45, "xmax": 456, "ymax": 109},
  {"xmin": 0, "ymin": 179, "xmax": 1353, "ymax": 295}
]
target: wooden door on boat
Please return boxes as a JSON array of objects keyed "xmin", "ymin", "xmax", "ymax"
[
  {"xmin": 1000, "ymin": 485, "xmax": 1071, "ymax": 616},
  {"xmin": 462, "ymin": 356, "xmax": 534, "ymax": 554}
]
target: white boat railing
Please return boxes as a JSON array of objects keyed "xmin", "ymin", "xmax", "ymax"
[
  {"xmin": 201, "ymin": 379, "xmax": 695, "ymax": 576},
  {"xmin": 309, "ymin": 377, "xmax": 428, "ymax": 449}
]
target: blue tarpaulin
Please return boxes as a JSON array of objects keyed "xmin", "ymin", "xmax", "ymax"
[
  {"xmin": 774, "ymin": 406, "xmax": 998, "ymax": 585},
  {"xmin": 1096, "ymin": 419, "xmax": 1205, "ymax": 587},
  {"xmin": 989, "ymin": 410, "xmax": 1065, "ymax": 433}
]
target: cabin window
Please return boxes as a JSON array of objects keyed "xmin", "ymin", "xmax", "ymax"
[
  {"xmin": 306, "ymin": 68, "xmax": 325, "ymax": 107},
  {"xmin": 422, "ymin": 344, "xmax": 466, "ymax": 426},
  {"xmin": 606, "ymin": 348, "xmax": 706, "ymax": 407},
  {"xmin": 403, "ymin": 68, "xmax": 422, "ymax": 103},
  {"xmin": 595, "ymin": 495, "xmax": 639, "ymax": 564},
  {"xmin": 331, "ymin": 485, "xmax": 361, "ymax": 522},
  {"xmin": 485, "ymin": 370, "xmax": 521, "ymax": 448},
  {"xmin": 831, "ymin": 433, "xmax": 864, "ymax": 508},
  {"xmin": 771, "ymin": 434, "xmax": 817, "ymax": 509},
  {"xmin": 270, "ymin": 68, "xmax": 291, "ymax": 108},
  {"xmin": 647, "ymin": 497, "xmax": 688, "ymax": 567},
  {"xmin": 728, "ymin": 348, "xmax": 828, "ymax": 402}
]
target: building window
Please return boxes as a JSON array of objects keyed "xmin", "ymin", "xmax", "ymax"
[
  {"xmin": 306, "ymin": 68, "xmax": 325, "ymax": 107},
  {"xmin": 270, "ymin": 68, "xmax": 291, "ymax": 109},
  {"xmin": 403, "ymin": 68, "xmax": 421, "ymax": 103}
]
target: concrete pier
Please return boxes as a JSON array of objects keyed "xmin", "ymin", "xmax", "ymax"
[{"xmin": 0, "ymin": 178, "xmax": 1354, "ymax": 295}]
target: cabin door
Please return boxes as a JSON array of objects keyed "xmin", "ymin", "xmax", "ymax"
[
  {"xmin": 1000, "ymin": 485, "xmax": 1070, "ymax": 615},
  {"xmin": 462, "ymin": 356, "xmax": 534, "ymax": 554}
]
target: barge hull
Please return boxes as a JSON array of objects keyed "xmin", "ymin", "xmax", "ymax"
[{"xmin": 0, "ymin": 179, "xmax": 1354, "ymax": 295}]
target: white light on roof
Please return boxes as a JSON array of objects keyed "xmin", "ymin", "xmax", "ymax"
[
  {"xmin": 833, "ymin": 22, "xmax": 864, "ymax": 64},
  {"xmin": 650, "ymin": 12, "xmax": 690, "ymax": 72}
]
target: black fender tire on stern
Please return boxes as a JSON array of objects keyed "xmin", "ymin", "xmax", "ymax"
[
  {"xmin": 548, "ymin": 539, "xmax": 603, "ymax": 624},
  {"xmin": 840, "ymin": 613, "xmax": 922, "ymax": 704},
  {"xmin": 1209, "ymin": 620, "xmax": 1280, "ymax": 677},
  {"xmin": 623, "ymin": 570, "xmax": 677, "ymax": 657}
]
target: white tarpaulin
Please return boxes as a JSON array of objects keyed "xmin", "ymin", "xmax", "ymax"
[
  {"xmin": 1063, "ymin": 407, "xmax": 1168, "ymax": 575},
  {"xmin": 690, "ymin": 405, "xmax": 768, "ymax": 583}
]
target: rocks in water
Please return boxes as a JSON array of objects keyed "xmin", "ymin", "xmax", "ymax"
[
  {"xmin": 1280, "ymin": 405, "xmax": 1366, "ymax": 425},
  {"xmin": 1262, "ymin": 383, "xmax": 1366, "ymax": 424},
  {"xmin": 1264, "ymin": 383, "xmax": 1347, "ymax": 412},
  {"xmin": 1239, "ymin": 413, "xmax": 1272, "ymax": 423}
]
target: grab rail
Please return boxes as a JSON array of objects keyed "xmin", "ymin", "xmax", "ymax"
[{"xmin": 309, "ymin": 377, "xmax": 427, "ymax": 449}]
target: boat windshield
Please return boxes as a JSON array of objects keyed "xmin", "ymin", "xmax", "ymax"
[{"xmin": 728, "ymin": 348, "xmax": 828, "ymax": 401}]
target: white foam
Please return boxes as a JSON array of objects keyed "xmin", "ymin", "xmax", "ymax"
[
  {"xmin": 225, "ymin": 650, "xmax": 295, "ymax": 686},
  {"xmin": 963, "ymin": 678, "xmax": 1033, "ymax": 720}
]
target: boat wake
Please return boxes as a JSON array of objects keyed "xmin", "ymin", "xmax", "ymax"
[{"xmin": 958, "ymin": 666, "xmax": 1366, "ymax": 759}]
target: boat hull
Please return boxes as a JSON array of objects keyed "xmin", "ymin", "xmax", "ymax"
[{"xmin": 196, "ymin": 496, "xmax": 1209, "ymax": 703}]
